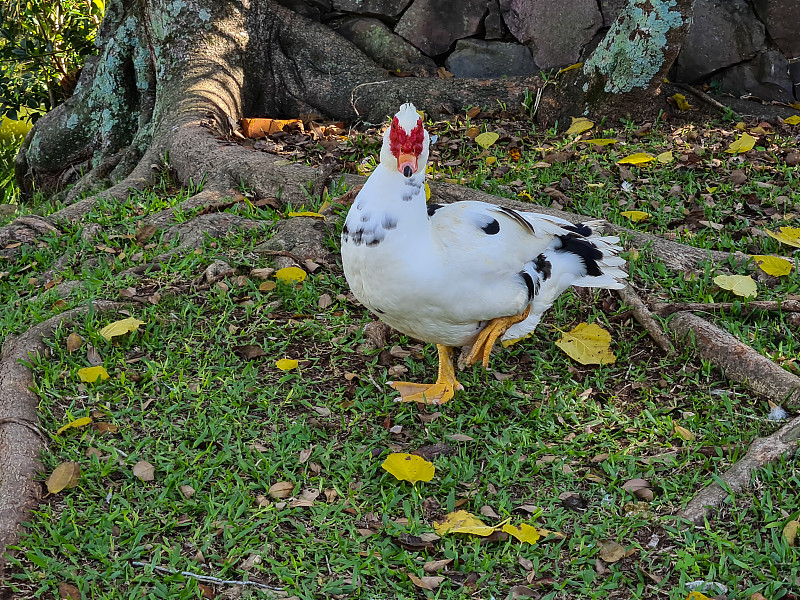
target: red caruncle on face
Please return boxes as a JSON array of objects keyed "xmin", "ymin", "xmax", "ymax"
[{"xmin": 389, "ymin": 117, "xmax": 424, "ymax": 158}]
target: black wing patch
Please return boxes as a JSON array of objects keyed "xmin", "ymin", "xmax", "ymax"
[
  {"xmin": 427, "ymin": 203, "xmax": 443, "ymax": 217},
  {"xmin": 481, "ymin": 219, "xmax": 500, "ymax": 235},
  {"xmin": 557, "ymin": 234, "xmax": 603, "ymax": 276},
  {"xmin": 520, "ymin": 271, "xmax": 538, "ymax": 301},
  {"xmin": 562, "ymin": 222, "xmax": 592, "ymax": 237}
]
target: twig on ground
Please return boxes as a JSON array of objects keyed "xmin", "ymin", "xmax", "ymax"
[
  {"xmin": 674, "ymin": 82, "xmax": 735, "ymax": 115},
  {"xmin": 616, "ymin": 284, "xmax": 674, "ymax": 354},
  {"xmin": 654, "ymin": 299, "xmax": 800, "ymax": 316},
  {"xmin": 676, "ymin": 414, "xmax": 800, "ymax": 525},
  {"xmin": 130, "ymin": 561, "xmax": 283, "ymax": 592},
  {"xmin": 669, "ymin": 311, "xmax": 800, "ymax": 408}
]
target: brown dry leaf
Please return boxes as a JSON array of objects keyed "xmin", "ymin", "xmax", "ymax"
[
  {"xmin": 46, "ymin": 461, "xmax": 81, "ymax": 494},
  {"xmin": 324, "ymin": 488, "xmax": 337, "ymax": 503},
  {"xmin": 135, "ymin": 225, "xmax": 157, "ymax": 245},
  {"xmin": 312, "ymin": 405, "xmax": 331, "ymax": 417},
  {"xmin": 250, "ymin": 267, "xmax": 275, "ymax": 279},
  {"xmin": 58, "ymin": 582, "xmax": 81, "ymax": 599},
  {"xmin": 466, "ymin": 106, "xmax": 481, "ymax": 118},
  {"xmin": 783, "ymin": 519, "xmax": 799, "ymax": 546},
  {"xmin": 598, "ymin": 540, "xmax": 626, "ymax": 563},
  {"xmin": 447, "ymin": 433, "xmax": 474, "ymax": 442},
  {"xmin": 318, "ymin": 293, "xmax": 333, "ymax": 309},
  {"xmin": 674, "ymin": 423, "xmax": 696, "ymax": 441},
  {"xmin": 509, "ymin": 585, "xmax": 539, "ymax": 598},
  {"xmin": 133, "ymin": 460, "xmax": 155, "ymax": 482},
  {"xmin": 234, "ymin": 344, "xmax": 266, "ymax": 360},
  {"xmin": 479, "ymin": 505, "xmax": 500, "ymax": 519},
  {"xmin": 422, "ymin": 558, "xmax": 453, "ymax": 573},
  {"xmin": 465, "ymin": 126, "xmax": 480, "ymax": 139},
  {"xmin": 65, "ymin": 333, "xmax": 83, "ymax": 353},
  {"xmin": 94, "ymin": 422, "xmax": 118, "ymax": 434},
  {"xmin": 407, "ymin": 572, "xmax": 445, "ymax": 591},
  {"xmin": 179, "ymin": 485, "xmax": 195, "ymax": 499},
  {"xmin": 518, "ymin": 556, "xmax": 534, "ymax": 571},
  {"xmin": 298, "ymin": 446, "xmax": 313, "ymax": 465},
  {"xmin": 268, "ymin": 481, "xmax": 294, "ymax": 499}
]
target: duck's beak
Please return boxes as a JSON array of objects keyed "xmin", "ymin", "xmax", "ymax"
[{"xmin": 398, "ymin": 152, "xmax": 418, "ymax": 177}]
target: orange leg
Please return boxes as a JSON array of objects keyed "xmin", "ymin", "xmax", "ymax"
[
  {"xmin": 389, "ymin": 344, "xmax": 463, "ymax": 405},
  {"xmin": 465, "ymin": 306, "xmax": 531, "ymax": 369}
]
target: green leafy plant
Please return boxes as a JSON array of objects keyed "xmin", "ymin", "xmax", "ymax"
[{"xmin": 0, "ymin": 0, "xmax": 103, "ymax": 121}]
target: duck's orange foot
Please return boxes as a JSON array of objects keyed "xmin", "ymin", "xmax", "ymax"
[
  {"xmin": 388, "ymin": 379, "xmax": 463, "ymax": 405},
  {"xmin": 465, "ymin": 307, "xmax": 531, "ymax": 369}
]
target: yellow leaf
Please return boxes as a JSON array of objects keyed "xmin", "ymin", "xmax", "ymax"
[
  {"xmin": 790, "ymin": 102, "xmax": 800, "ymax": 110},
  {"xmin": 275, "ymin": 358, "xmax": 299, "ymax": 371},
  {"xmin": 557, "ymin": 62, "xmax": 583, "ymax": 74},
  {"xmin": 713, "ymin": 274, "xmax": 758, "ymax": 298},
  {"xmin": 425, "ymin": 182, "xmax": 431, "ymax": 201},
  {"xmin": 706, "ymin": 186, "xmax": 717, "ymax": 194},
  {"xmin": 751, "ymin": 255, "xmax": 793, "ymax": 277},
  {"xmin": 287, "ymin": 211, "xmax": 325, "ymax": 219},
  {"xmin": 657, "ymin": 151, "xmax": 674, "ymax": 164},
  {"xmin": 686, "ymin": 593, "xmax": 711, "ymax": 600},
  {"xmin": 620, "ymin": 210, "xmax": 650, "ymax": 223},
  {"xmin": 555, "ymin": 323, "xmax": 616, "ymax": 365},
  {"xmin": 433, "ymin": 510, "xmax": 498, "ymax": 536},
  {"xmin": 765, "ymin": 227, "xmax": 800, "ymax": 248},
  {"xmin": 99, "ymin": 317, "xmax": 146, "ymax": 340},
  {"xmin": 726, "ymin": 132, "xmax": 756, "ymax": 154},
  {"xmin": 485, "ymin": 156, "xmax": 497, "ymax": 166},
  {"xmin": 674, "ymin": 424, "xmax": 696, "ymax": 441},
  {"xmin": 735, "ymin": 122, "xmax": 746, "ymax": 130},
  {"xmin": 275, "ymin": 267, "xmax": 306, "ymax": 284},
  {"xmin": 381, "ymin": 453, "xmax": 435, "ymax": 484},
  {"xmin": 749, "ymin": 126, "xmax": 770, "ymax": 135},
  {"xmin": 502, "ymin": 523, "xmax": 541, "ymax": 544},
  {"xmin": 259, "ymin": 280, "xmax": 277, "ymax": 291},
  {"xmin": 584, "ymin": 138, "xmax": 618, "ymax": 146},
  {"xmin": 78, "ymin": 366, "xmax": 109, "ymax": 383},
  {"xmin": 783, "ymin": 115, "xmax": 800, "ymax": 125},
  {"xmin": 474, "ymin": 132, "xmax": 499, "ymax": 149},
  {"xmin": 784, "ymin": 520, "xmax": 799, "ymax": 546},
  {"xmin": 46, "ymin": 461, "xmax": 81, "ymax": 494},
  {"xmin": 565, "ymin": 117, "xmax": 594, "ymax": 135},
  {"xmin": 56, "ymin": 416, "xmax": 93, "ymax": 435},
  {"xmin": 671, "ymin": 93, "xmax": 693, "ymax": 110},
  {"xmin": 617, "ymin": 152, "xmax": 655, "ymax": 165}
]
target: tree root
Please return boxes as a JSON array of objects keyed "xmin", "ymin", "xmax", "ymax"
[
  {"xmin": 0, "ymin": 301, "xmax": 122, "ymax": 573},
  {"xmin": 654, "ymin": 299, "xmax": 800, "ymax": 316},
  {"xmin": 669, "ymin": 311, "xmax": 800, "ymax": 409},
  {"xmin": 676, "ymin": 414, "xmax": 800, "ymax": 526},
  {"xmin": 615, "ymin": 284, "xmax": 674, "ymax": 354}
]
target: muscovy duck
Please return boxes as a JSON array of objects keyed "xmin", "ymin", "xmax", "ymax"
[{"xmin": 341, "ymin": 103, "xmax": 627, "ymax": 404}]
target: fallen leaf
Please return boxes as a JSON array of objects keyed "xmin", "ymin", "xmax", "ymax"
[
  {"xmin": 751, "ymin": 255, "xmax": 792, "ymax": 277},
  {"xmin": 77, "ymin": 366, "xmax": 109, "ymax": 383},
  {"xmin": 381, "ymin": 453, "xmax": 435, "ymax": 484},
  {"xmin": 617, "ymin": 152, "xmax": 654, "ymax": 165},
  {"xmin": 422, "ymin": 558, "xmax": 453, "ymax": 573},
  {"xmin": 620, "ymin": 210, "xmax": 650, "ymax": 223},
  {"xmin": 234, "ymin": 344, "xmax": 266, "ymax": 359},
  {"xmin": 298, "ymin": 446, "xmax": 313, "ymax": 465},
  {"xmin": 275, "ymin": 358, "xmax": 299, "ymax": 371},
  {"xmin": 447, "ymin": 433, "xmax": 474, "ymax": 442},
  {"xmin": 598, "ymin": 540, "xmax": 626, "ymax": 562},
  {"xmin": 565, "ymin": 117, "xmax": 594, "ymax": 135},
  {"xmin": 765, "ymin": 227, "xmax": 800, "ymax": 248},
  {"xmin": 407, "ymin": 572, "xmax": 444, "ymax": 591},
  {"xmin": 584, "ymin": 138, "xmax": 617, "ymax": 146},
  {"xmin": 713, "ymin": 274, "xmax": 757, "ymax": 298},
  {"xmin": 179, "ymin": 485, "xmax": 195, "ymax": 499},
  {"xmin": 674, "ymin": 424, "xmax": 696, "ymax": 441},
  {"xmin": 65, "ymin": 333, "xmax": 83, "ymax": 353},
  {"xmin": 57, "ymin": 582, "xmax": 81, "ymax": 599},
  {"xmin": 134, "ymin": 224, "xmax": 157, "ymax": 245},
  {"xmin": 99, "ymin": 317, "xmax": 146, "ymax": 340},
  {"xmin": 726, "ymin": 132, "xmax": 756, "ymax": 154},
  {"xmin": 502, "ymin": 523, "xmax": 541, "ymax": 544},
  {"xmin": 434, "ymin": 510, "xmax": 500, "ymax": 536},
  {"xmin": 657, "ymin": 151, "xmax": 674, "ymax": 164},
  {"xmin": 555, "ymin": 322, "xmax": 616, "ymax": 365},
  {"xmin": 475, "ymin": 131, "xmax": 499, "ymax": 149},
  {"xmin": 56, "ymin": 416, "xmax": 92, "ymax": 435},
  {"xmin": 275, "ymin": 267, "xmax": 306, "ymax": 284},
  {"xmin": 46, "ymin": 461, "xmax": 81, "ymax": 494},
  {"xmin": 287, "ymin": 211, "xmax": 325, "ymax": 219},
  {"xmin": 670, "ymin": 93, "xmax": 693, "ymax": 110},
  {"xmin": 268, "ymin": 481, "xmax": 294, "ymax": 499},
  {"xmin": 259, "ymin": 280, "xmax": 277, "ymax": 291},
  {"xmin": 784, "ymin": 115, "xmax": 800, "ymax": 125},
  {"xmin": 479, "ymin": 505, "xmax": 500, "ymax": 519},
  {"xmin": 686, "ymin": 593, "xmax": 711, "ymax": 600},
  {"xmin": 557, "ymin": 62, "xmax": 583, "ymax": 74},
  {"xmin": 250, "ymin": 267, "xmax": 275, "ymax": 279},
  {"xmin": 784, "ymin": 519, "xmax": 799, "ymax": 546},
  {"xmin": 465, "ymin": 126, "xmax": 480, "ymax": 138},
  {"xmin": 133, "ymin": 460, "xmax": 155, "ymax": 481}
]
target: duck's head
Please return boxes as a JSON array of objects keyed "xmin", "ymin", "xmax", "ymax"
[{"xmin": 380, "ymin": 102, "xmax": 430, "ymax": 178}]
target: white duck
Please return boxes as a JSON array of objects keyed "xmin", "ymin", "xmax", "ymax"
[{"xmin": 341, "ymin": 103, "xmax": 627, "ymax": 404}]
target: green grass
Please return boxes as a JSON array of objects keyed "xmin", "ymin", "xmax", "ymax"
[{"xmin": 2, "ymin": 115, "xmax": 799, "ymax": 599}]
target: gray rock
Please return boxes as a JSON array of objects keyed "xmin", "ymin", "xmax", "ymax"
[
  {"xmin": 751, "ymin": 0, "xmax": 800, "ymax": 59},
  {"xmin": 445, "ymin": 38, "xmax": 538, "ymax": 78},
  {"xmin": 790, "ymin": 62, "xmax": 800, "ymax": 101},
  {"xmin": 395, "ymin": 0, "xmax": 487, "ymax": 56},
  {"xmin": 484, "ymin": 0, "xmax": 507, "ymax": 39},
  {"xmin": 332, "ymin": 17, "xmax": 437, "ymax": 75},
  {"xmin": 720, "ymin": 50, "xmax": 795, "ymax": 103},
  {"xmin": 332, "ymin": 0, "xmax": 412, "ymax": 19},
  {"xmin": 675, "ymin": 0, "xmax": 765, "ymax": 82},
  {"xmin": 499, "ymin": 0, "xmax": 602, "ymax": 69}
]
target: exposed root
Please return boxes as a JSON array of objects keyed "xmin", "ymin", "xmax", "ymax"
[
  {"xmin": 677, "ymin": 414, "xmax": 800, "ymax": 526},
  {"xmin": 616, "ymin": 284, "xmax": 674, "ymax": 354},
  {"xmin": 654, "ymin": 299, "xmax": 800, "ymax": 317}
]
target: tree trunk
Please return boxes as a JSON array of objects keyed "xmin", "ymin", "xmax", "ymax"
[{"xmin": 14, "ymin": 0, "xmax": 694, "ymax": 202}]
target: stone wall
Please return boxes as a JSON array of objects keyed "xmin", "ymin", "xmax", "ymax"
[{"xmin": 282, "ymin": 0, "xmax": 800, "ymax": 104}]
